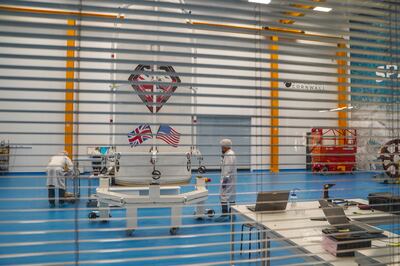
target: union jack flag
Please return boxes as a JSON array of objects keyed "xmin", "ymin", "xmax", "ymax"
[
  {"xmin": 156, "ymin": 124, "xmax": 180, "ymax": 148},
  {"xmin": 128, "ymin": 124, "xmax": 153, "ymax": 147}
]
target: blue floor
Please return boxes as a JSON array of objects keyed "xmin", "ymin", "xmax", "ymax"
[{"xmin": 0, "ymin": 171, "xmax": 399, "ymax": 265}]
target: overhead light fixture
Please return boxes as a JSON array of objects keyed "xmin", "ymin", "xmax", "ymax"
[
  {"xmin": 313, "ymin": 6, "xmax": 332, "ymax": 12},
  {"xmin": 319, "ymin": 106, "xmax": 354, "ymax": 113},
  {"xmin": 248, "ymin": 0, "xmax": 271, "ymax": 4},
  {"xmin": 332, "ymin": 107, "xmax": 347, "ymax": 112}
]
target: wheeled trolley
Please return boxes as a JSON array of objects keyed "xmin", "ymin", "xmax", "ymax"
[{"xmin": 90, "ymin": 175, "xmax": 210, "ymax": 236}]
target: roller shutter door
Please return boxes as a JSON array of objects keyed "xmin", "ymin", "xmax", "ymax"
[{"xmin": 196, "ymin": 115, "xmax": 251, "ymax": 170}]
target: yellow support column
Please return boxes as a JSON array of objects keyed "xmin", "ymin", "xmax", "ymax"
[
  {"xmin": 270, "ymin": 36, "xmax": 279, "ymax": 173},
  {"xmin": 64, "ymin": 19, "xmax": 76, "ymax": 159},
  {"xmin": 337, "ymin": 43, "xmax": 348, "ymax": 145}
]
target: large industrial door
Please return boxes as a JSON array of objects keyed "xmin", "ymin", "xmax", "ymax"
[{"xmin": 196, "ymin": 115, "xmax": 251, "ymax": 170}]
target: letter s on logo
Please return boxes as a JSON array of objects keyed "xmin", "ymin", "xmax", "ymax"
[{"xmin": 376, "ymin": 65, "xmax": 385, "ymax": 83}]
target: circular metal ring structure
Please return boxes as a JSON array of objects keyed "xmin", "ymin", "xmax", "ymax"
[
  {"xmin": 380, "ymin": 139, "xmax": 400, "ymax": 179},
  {"xmin": 152, "ymin": 169, "xmax": 162, "ymax": 180}
]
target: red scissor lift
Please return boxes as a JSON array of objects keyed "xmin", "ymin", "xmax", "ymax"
[{"xmin": 310, "ymin": 128, "xmax": 357, "ymax": 174}]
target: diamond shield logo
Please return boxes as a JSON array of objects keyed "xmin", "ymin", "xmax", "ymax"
[{"xmin": 128, "ymin": 65, "xmax": 181, "ymax": 113}]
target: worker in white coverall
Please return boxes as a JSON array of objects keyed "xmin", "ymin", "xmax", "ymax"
[
  {"xmin": 47, "ymin": 151, "xmax": 73, "ymax": 207},
  {"xmin": 215, "ymin": 139, "xmax": 237, "ymax": 222}
]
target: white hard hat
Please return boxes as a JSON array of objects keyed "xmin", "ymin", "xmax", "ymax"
[{"xmin": 220, "ymin": 139, "xmax": 232, "ymax": 148}]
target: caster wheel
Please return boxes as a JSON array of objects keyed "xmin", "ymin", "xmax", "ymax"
[
  {"xmin": 88, "ymin": 212, "xmax": 97, "ymax": 219},
  {"xmin": 169, "ymin": 227, "xmax": 179, "ymax": 235},
  {"xmin": 193, "ymin": 210, "xmax": 204, "ymax": 220},
  {"xmin": 321, "ymin": 167, "xmax": 329, "ymax": 176},
  {"xmin": 126, "ymin": 229, "xmax": 135, "ymax": 237},
  {"xmin": 351, "ymin": 167, "xmax": 356, "ymax": 175},
  {"xmin": 206, "ymin": 209, "xmax": 215, "ymax": 218}
]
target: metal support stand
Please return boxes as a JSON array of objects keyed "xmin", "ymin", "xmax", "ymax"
[
  {"xmin": 261, "ymin": 228, "xmax": 270, "ymax": 266},
  {"xmin": 86, "ymin": 174, "xmax": 98, "ymax": 207},
  {"xmin": 230, "ymin": 210, "xmax": 235, "ymax": 265}
]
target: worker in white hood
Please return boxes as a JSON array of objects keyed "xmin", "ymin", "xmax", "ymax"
[
  {"xmin": 47, "ymin": 151, "xmax": 73, "ymax": 207},
  {"xmin": 215, "ymin": 139, "xmax": 237, "ymax": 222}
]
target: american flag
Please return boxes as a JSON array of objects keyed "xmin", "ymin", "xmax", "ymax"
[
  {"xmin": 156, "ymin": 124, "xmax": 180, "ymax": 148},
  {"xmin": 128, "ymin": 124, "xmax": 153, "ymax": 147}
]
